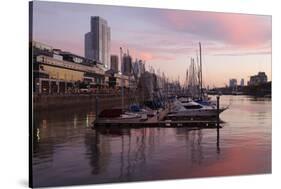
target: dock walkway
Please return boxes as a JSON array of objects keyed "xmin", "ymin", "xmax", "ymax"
[{"xmin": 93, "ymin": 108, "xmax": 223, "ymax": 128}]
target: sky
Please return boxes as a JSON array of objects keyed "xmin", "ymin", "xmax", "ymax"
[{"xmin": 32, "ymin": 1, "xmax": 272, "ymax": 87}]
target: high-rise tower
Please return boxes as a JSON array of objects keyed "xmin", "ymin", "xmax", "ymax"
[{"xmin": 84, "ymin": 16, "xmax": 110, "ymax": 68}]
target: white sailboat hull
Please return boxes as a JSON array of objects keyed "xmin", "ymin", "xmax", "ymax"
[
  {"xmin": 167, "ymin": 99, "xmax": 227, "ymax": 119},
  {"xmin": 167, "ymin": 108, "xmax": 225, "ymax": 118}
]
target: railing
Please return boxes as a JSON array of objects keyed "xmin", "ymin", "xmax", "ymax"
[{"xmin": 33, "ymin": 89, "xmax": 128, "ymax": 97}]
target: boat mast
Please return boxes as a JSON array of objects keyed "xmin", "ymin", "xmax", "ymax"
[
  {"xmin": 185, "ymin": 68, "xmax": 188, "ymax": 94},
  {"xmin": 199, "ymin": 42, "xmax": 203, "ymax": 99},
  {"xmin": 120, "ymin": 47, "xmax": 124, "ymax": 112},
  {"xmin": 127, "ymin": 48, "xmax": 131, "ymax": 104}
]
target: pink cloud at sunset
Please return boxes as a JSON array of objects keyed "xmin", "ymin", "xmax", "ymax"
[
  {"xmin": 155, "ymin": 10, "xmax": 271, "ymax": 48},
  {"xmin": 137, "ymin": 52, "xmax": 175, "ymax": 61},
  {"xmin": 33, "ymin": 1, "xmax": 272, "ymax": 87},
  {"xmin": 110, "ymin": 40, "xmax": 176, "ymax": 61},
  {"xmin": 138, "ymin": 52, "xmax": 153, "ymax": 61}
]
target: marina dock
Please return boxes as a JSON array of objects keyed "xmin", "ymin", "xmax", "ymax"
[
  {"xmin": 93, "ymin": 106, "xmax": 223, "ymax": 129},
  {"xmin": 93, "ymin": 119, "xmax": 222, "ymax": 128}
]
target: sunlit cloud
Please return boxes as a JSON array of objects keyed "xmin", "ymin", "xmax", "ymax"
[
  {"xmin": 213, "ymin": 51, "xmax": 271, "ymax": 56},
  {"xmin": 149, "ymin": 10, "xmax": 271, "ymax": 49},
  {"xmin": 33, "ymin": 1, "xmax": 272, "ymax": 87}
]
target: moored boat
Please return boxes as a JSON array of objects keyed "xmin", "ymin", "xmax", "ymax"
[{"xmin": 166, "ymin": 99, "xmax": 228, "ymax": 120}]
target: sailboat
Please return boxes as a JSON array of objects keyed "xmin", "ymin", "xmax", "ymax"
[
  {"xmin": 167, "ymin": 42, "xmax": 228, "ymax": 120},
  {"xmin": 166, "ymin": 98, "xmax": 228, "ymax": 120},
  {"xmin": 96, "ymin": 47, "xmax": 164, "ymax": 121}
]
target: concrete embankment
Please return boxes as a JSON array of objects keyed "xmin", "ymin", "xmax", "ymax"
[{"xmin": 33, "ymin": 94, "xmax": 129, "ymax": 111}]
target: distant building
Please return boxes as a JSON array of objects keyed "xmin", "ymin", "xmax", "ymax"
[
  {"xmin": 32, "ymin": 41, "xmax": 106, "ymax": 94},
  {"xmin": 229, "ymin": 79, "xmax": 237, "ymax": 88},
  {"xmin": 248, "ymin": 72, "xmax": 268, "ymax": 86},
  {"xmin": 240, "ymin": 79, "xmax": 245, "ymax": 86},
  {"xmin": 132, "ymin": 59, "xmax": 145, "ymax": 78},
  {"xmin": 110, "ymin": 55, "xmax": 119, "ymax": 73},
  {"xmin": 122, "ymin": 54, "xmax": 132, "ymax": 76},
  {"xmin": 104, "ymin": 70, "xmax": 131, "ymax": 88},
  {"xmin": 84, "ymin": 16, "xmax": 111, "ymax": 68},
  {"xmin": 32, "ymin": 41, "xmax": 52, "ymax": 51}
]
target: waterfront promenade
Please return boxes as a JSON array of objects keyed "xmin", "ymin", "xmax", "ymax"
[{"xmin": 33, "ymin": 93, "xmax": 130, "ymax": 111}]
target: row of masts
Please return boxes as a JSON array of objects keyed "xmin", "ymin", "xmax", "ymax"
[
  {"xmin": 118, "ymin": 42, "xmax": 205, "ymax": 112},
  {"xmin": 120, "ymin": 47, "xmax": 125, "ymax": 112},
  {"xmin": 199, "ymin": 42, "xmax": 203, "ymax": 98},
  {"xmin": 185, "ymin": 42, "xmax": 204, "ymax": 99}
]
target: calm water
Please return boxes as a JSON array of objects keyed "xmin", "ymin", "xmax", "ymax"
[{"xmin": 32, "ymin": 95, "xmax": 271, "ymax": 187}]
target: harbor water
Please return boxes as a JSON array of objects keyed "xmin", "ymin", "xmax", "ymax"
[{"xmin": 32, "ymin": 95, "xmax": 271, "ymax": 187}]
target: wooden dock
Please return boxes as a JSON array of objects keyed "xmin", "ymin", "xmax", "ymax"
[
  {"xmin": 93, "ymin": 108, "xmax": 223, "ymax": 129},
  {"xmin": 92, "ymin": 96, "xmax": 224, "ymax": 129},
  {"xmin": 93, "ymin": 120, "xmax": 222, "ymax": 128}
]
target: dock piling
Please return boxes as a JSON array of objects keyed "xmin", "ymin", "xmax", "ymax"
[
  {"xmin": 95, "ymin": 96, "xmax": 99, "ymax": 122},
  {"xmin": 216, "ymin": 95, "xmax": 220, "ymax": 128},
  {"xmin": 216, "ymin": 95, "xmax": 220, "ymax": 153}
]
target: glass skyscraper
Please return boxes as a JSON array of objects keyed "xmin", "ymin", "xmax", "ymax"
[{"xmin": 85, "ymin": 16, "xmax": 111, "ymax": 69}]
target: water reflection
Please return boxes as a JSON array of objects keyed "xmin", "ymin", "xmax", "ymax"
[
  {"xmin": 32, "ymin": 95, "xmax": 271, "ymax": 187},
  {"xmin": 217, "ymin": 128, "xmax": 220, "ymax": 154},
  {"xmin": 36, "ymin": 128, "xmax": 40, "ymax": 142},
  {"xmin": 84, "ymin": 130, "xmax": 101, "ymax": 175},
  {"xmin": 81, "ymin": 126, "xmax": 220, "ymax": 179},
  {"xmin": 89, "ymin": 128, "xmax": 149, "ymax": 180},
  {"xmin": 73, "ymin": 115, "xmax": 77, "ymax": 128}
]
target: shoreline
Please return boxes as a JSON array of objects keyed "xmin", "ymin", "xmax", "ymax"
[{"xmin": 33, "ymin": 94, "xmax": 130, "ymax": 111}]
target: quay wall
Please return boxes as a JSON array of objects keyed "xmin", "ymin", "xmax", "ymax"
[{"xmin": 33, "ymin": 94, "xmax": 129, "ymax": 111}]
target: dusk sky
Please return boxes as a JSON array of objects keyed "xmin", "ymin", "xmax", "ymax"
[{"xmin": 33, "ymin": 1, "xmax": 272, "ymax": 87}]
